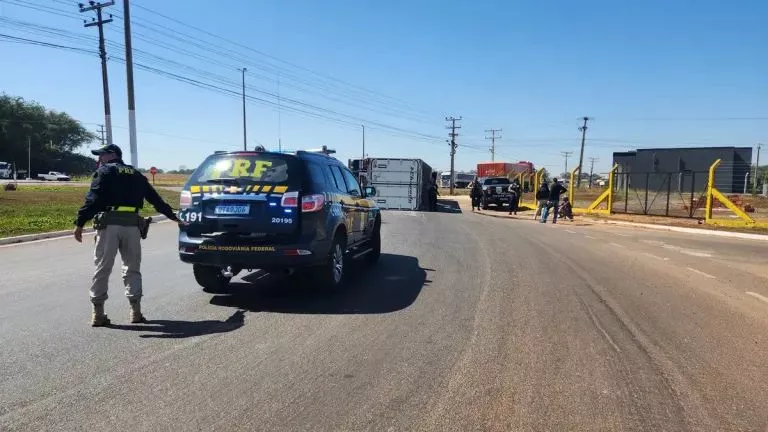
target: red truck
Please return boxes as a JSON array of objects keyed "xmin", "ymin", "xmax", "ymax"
[{"xmin": 477, "ymin": 161, "xmax": 534, "ymax": 178}]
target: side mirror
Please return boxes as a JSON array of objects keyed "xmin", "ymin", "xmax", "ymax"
[{"xmin": 364, "ymin": 186, "xmax": 376, "ymax": 197}]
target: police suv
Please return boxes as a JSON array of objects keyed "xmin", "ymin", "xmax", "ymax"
[{"xmin": 177, "ymin": 147, "xmax": 381, "ymax": 291}]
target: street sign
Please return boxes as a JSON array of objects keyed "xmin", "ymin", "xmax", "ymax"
[{"xmin": 149, "ymin": 166, "xmax": 158, "ymax": 185}]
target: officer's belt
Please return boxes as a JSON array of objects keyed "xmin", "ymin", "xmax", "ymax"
[
  {"xmin": 106, "ymin": 206, "xmax": 140, "ymax": 213},
  {"xmin": 95, "ymin": 210, "xmax": 142, "ymax": 228}
]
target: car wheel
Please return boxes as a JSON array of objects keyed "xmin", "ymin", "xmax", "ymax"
[
  {"xmin": 193, "ymin": 263, "xmax": 232, "ymax": 293},
  {"xmin": 365, "ymin": 219, "xmax": 381, "ymax": 265},
  {"xmin": 315, "ymin": 235, "xmax": 346, "ymax": 290}
]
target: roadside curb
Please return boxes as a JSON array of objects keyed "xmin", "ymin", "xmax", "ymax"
[
  {"xmin": 468, "ymin": 207, "xmax": 768, "ymax": 242},
  {"xmin": 0, "ymin": 215, "xmax": 169, "ymax": 246}
]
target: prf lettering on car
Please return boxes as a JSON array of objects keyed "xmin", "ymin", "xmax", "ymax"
[{"xmin": 209, "ymin": 159, "xmax": 273, "ymax": 179}]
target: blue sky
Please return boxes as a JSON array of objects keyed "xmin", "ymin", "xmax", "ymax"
[{"xmin": 1, "ymin": 0, "xmax": 766, "ymax": 174}]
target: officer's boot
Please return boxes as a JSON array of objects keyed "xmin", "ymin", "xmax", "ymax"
[
  {"xmin": 129, "ymin": 299, "xmax": 147, "ymax": 324},
  {"xmin": 90, "ymin": 302, "xmax": 111, "ymax": 327}
]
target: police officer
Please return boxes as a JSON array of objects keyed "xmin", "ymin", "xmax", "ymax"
[{"xmin": 73, "ymin": 144, "xmax": 184, "ymax": 327}]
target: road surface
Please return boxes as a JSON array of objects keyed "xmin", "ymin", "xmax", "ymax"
[{"xmin": 1, "ymin": 204, "xmax": 767, "ymax": 431}]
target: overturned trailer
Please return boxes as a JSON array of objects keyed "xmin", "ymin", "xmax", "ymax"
[{"xmin": 365, "ymin": 158, "xmax": 434, "ymax": 210}]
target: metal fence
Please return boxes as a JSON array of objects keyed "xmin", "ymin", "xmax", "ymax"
[{"xmin": 611, "ymin": 171, "xmax": 710, "ymax": 218}]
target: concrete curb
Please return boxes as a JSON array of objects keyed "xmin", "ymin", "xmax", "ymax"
[
  {"xmin": 468, "ymin": 207, "xmax": 768, "ymax": 242},
  {"xmin": 0, "ymin": 215, "xmax": 169, "ymax": 246}
]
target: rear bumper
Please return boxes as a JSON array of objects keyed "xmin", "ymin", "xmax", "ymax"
[{"xmin": 178, "ymin": 231, "xmax": 331, "ymax": 270}]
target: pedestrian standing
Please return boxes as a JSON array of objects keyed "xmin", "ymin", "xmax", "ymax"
[
  {"xmin": 470, "ymin": 177, "xmax": 483, "ymax": 211},
  {"xmin": 533, "ymin": 182, "xmax": 550, "ymax": 220},
  {"xmin": 73, "ymin": 144, "xmax": 185, "ymax": 327},
  {"xmin": 541, "ymin": 178, "xmax": 567, "ymax": 224},
  {"xmin": 508, "ymin": 180, "xmax": 521, "ymax": 215}
]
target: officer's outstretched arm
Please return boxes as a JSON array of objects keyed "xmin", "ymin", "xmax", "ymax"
[
  {"xmin": 142, "ymin": 177, "xmax": 181, "ymax": 222},
  {"xmin": 74, "ymin": 169, "xmax": 108, "ymax": 227}
]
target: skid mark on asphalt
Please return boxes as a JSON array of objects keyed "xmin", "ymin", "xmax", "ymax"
[
  {"xmin": 745, "ymin": 292, "xmax": 768, "ymax": 305},
  {"xmin": 686, "ymin": 267, "xmax": 717, "ymax": 280}
]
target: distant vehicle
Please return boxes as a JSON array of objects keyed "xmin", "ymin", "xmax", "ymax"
[
  {"xmin": 477, "ymin": 161, "xmax": 534, "ymax": 178},
  {"xmin": 178, "ymin": 148, "xmax": 381, "ymax": 292},
  {"xmin": 439, "ymin": 172, "xmax": 474, "ymax": 188},
  {"xmin": 37, "ymin": 171, "xmax": 71, "ymax": 181},
  {"xmin": 481, "ymin": 177, "xmax": 512, "ymax": 210},
  {"xmin": 0, "ymin": 162, "xmax": 13, "ymax": 179}
]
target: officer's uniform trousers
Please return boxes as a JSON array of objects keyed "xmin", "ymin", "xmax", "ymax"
[{"xmin": 90, "ymin": 224, "xmax": 142, "ymax": 304}]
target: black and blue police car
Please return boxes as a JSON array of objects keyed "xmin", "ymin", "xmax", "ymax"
[{"xmin": 177, "ymin": 146, "xmax": 381, "ymax": 291}]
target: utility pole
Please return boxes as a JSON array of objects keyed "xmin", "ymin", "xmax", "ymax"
[
  {"xmin": 28, "ymin": 136, "xmax": 31, "ymax": 180},
  {"xmin": 240, "ymin": 67, "xmax": 247, "ymax": 150},
  {"xmin": 277, "ymin": 72, "xmax": 282, "ymax": 152},
  {"xmin": 754, "ymin": 143, "xmax": 761, "ymax": 193},
  {"xmin": 446, "ymin": 116, "xmax": 462, "ymax": 195},
  {"xmin": 79, "ymin": 1, "xmax": 114, "ymax": 146},
  {"xmin": 96, "ymin": 124, "xmax": 105, "ymax": 145},
  {"xmin": 122, "ymin": 0, "xmax": 138, "ymax": 167},
  {"xmin": 588, "ymin": 156, "xmax": 599, "ymax": 189},
  {"xmin": 485, "ymin": 128, "xmax": 502, "ymax": 162},
  {"xmin": 560, "ymin": 151, "xmax": 573, "ymax": 174},
  {"xmin": 576, "ymin": 116, "xmax": 591, "ymax": 188},
  {"xmin": 361, "ymin": 124, "xmax": 365, "ymax": 163}
]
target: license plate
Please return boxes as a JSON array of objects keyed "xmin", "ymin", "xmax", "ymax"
[
  {"xmin": 496, "ymin": 187, "xmax": 503, "ymax": 193},
  {"xmin": 214, "ymin": 204, "xmax": 250, "ymax": 215}
]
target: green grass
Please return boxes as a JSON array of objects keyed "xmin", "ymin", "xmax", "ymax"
[{"xmin": 0, "ymin": 185, "xmax": 180, "ymax": 238}]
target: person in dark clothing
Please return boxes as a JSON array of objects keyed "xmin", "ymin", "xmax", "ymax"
[
  {"xmin": 470, "ymin": 177, "xmax": 483, "ymax": 211},
  {"xmin": 541, "ymin": 178, "xmax": 567, "ymax": 224},
  {"xmin": 428, "ymin": 172, "xmax": 439, "ymax": 211},
  {"xmin": 74, "ymin": 144, "xmax": 184, "ymax": 327},
  {"xmin": 508, "ymin": 180, "xmax": 521, "ymax": 215},
  {"xmin": 558, "ymin": 196, "xmax": 574, "ymax": 221},
  {"xmin": 533, "ymin": 182, "xmax": 550, "ymax": 220}
]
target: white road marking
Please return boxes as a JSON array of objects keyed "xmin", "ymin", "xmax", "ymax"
[
  {"xmin": 585, "ymin": 235, "xmax": 596, "ymax": 239},
  {"xmin": 615, "ymin": 233, "xmax": 631, "ymax": 237},
  {"xmin": 609, "ymin": 242, "xmax": 623, "ymax": 248},
  {"xmin": 686, "ymin": 267, "xmax": 717, "ymax": 279},
  {"xmin": 565, "ymin": 229, "xmax": 577, "ymax": 234},
  {"xmin": 662, "ymin": 244, "xmax": 713, "ymax": 257},
  {"xmin": 746, "ymin": 292, "xmax": 768, "ymax": 305},
  {"xmin": 643, "ymin": 252, "xmax": 669, "ymax": 261}
]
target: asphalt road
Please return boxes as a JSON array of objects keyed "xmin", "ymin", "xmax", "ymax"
[{"xmin": 1, "ymin": 203, "xmax": 767, "ymax": 431}]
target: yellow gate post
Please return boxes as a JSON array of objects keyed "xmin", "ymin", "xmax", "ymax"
[
  {"xmin": 706, "ymin": 159, "xmax": 759, "ymax": 226},
  {"xmin": 531, "ymin": 168, "xmax": 544, "ymax": 207},
  {"xmin": 569, "ymin": 165, "xmax": 580, "ymax": 206},
  {"xmin": 581, "ymin": 164, "xmax": 618, "ymax": 214}
]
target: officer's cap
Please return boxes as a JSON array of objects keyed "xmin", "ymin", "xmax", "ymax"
[{"xmin": 91, "ymin": 144, "xmax": 122, "ymax": 158}]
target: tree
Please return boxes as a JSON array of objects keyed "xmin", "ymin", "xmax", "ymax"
[{"xmin": 0, "ymin": 94, "xmax": 96, "ymax": 175}]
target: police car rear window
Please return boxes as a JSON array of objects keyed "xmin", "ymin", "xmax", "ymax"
[{"xmin": 190, "ymin": 154, "xmax": 294, "ymax": 184}]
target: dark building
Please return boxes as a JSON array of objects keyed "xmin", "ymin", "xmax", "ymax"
[{"xmin": 613, "ymin": 147, "xmax": 753, "ymax": 194}]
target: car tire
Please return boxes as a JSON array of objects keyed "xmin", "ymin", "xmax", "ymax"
[
  {"xmin": 481, "ymin": 199, "xmax": 489, "ymax": 210},
  {"xmin": 364, "ymin": 219, "xmax": 381, "ymax": 265},
  {"xmin": 315, "ymin": 235, "xmax": 346, "ymax": 290},
  {"xmin": 193, "ymin": 263, "xmax": 232, "ymax": 293}
]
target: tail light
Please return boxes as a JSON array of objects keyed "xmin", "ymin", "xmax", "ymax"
[
  {"xmin": 180, "ymin": 190, "xmax": 192, "ymax": 209},
  {"xmin": 281, "ymin": 191, "xmax": 299, "ymax": 208},
  {"xmin": 301, "ymin": 194, "xmax": 325, "ymax": 212}
]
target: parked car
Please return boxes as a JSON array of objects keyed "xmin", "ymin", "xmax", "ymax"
[
  {"xmin": 178, "ymin": 148, "xmax": 382, "ymax": 292},
  {"xmin": 37, "ymin": 171, "xmax": 71, "ymax": 181}
]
